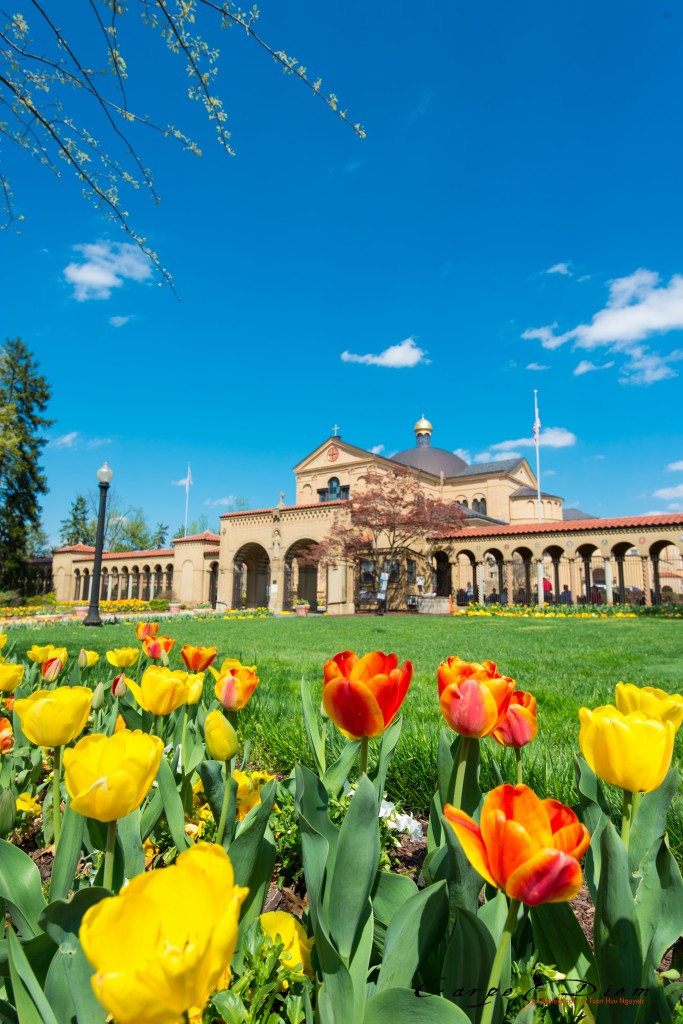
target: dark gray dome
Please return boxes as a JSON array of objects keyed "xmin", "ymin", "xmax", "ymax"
[{"xmin": 390, "ymin": 446, "xmax": 468, "ymax": 477}]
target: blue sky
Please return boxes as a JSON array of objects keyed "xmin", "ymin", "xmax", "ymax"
[{"xmin": 3, "ymin": 0, "xmax": 683, "ymax": 544}]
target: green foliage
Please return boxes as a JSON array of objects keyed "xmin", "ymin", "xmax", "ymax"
[
  {"xmin": 0, "ymin": 339, "xmax": 52, "ymax": 591},
  {"xmin": 59, "ymin": 497, "xmax": 92, "ymax": 547}
]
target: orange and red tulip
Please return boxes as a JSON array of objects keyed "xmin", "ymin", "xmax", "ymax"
[
  {"xmin": 211, "ymin": 659, "xmax": 259, "ymax": 712},
  {"xmin": 0, "ymin": 717, "xmax": 13, "ymax": 754},
  {"xmin": 438, "ymin": 656, "xmax": 515, "ymax": 738},
  {"xmin": 180, "ymin": 645, "xmax": 218, "ymax": 672},
  {"xmin": 41, "ymin": 656, "xmax": 64, "ymax": 683},
  {"xmin": 322, "ymin": 650, "xmax": 413, "ymax": 740},
  {"xmin": 444, "ymin": 783, "xmax": 590, "ymax": 906},
  {"xmin": 143, "ymin": 636, "xmax": 176, "ymax": 660},
  {"xmin": 492, "ymin": 690, "xmax": 538, "ymax": 748},
  {"xmin": 135, "ymin": 622, "xmax": 159, "ymax": 641}
]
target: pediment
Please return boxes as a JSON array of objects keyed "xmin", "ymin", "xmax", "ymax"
[{"xmin": 294, "ymin": 437, "xmax": 377, "ymax": 474}]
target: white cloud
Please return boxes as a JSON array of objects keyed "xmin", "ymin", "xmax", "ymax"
[
  {"xmin": 491, "ymin": 427, "xmax": 577, "ymax": 452},
  {"xmin": 64, "ymin": 242, "xmax": 152, "ymax": 301},
  {"xmin": 109, "ymin": 315, "xmax": 132, "ymax": 328},
  {"xmin": 172, "ymin": 475, "xmax": 192, "ymax": 487},
  {"xmin": 667, "ymin": 460, "xmax": 683, "ymax": 471},
  {"xmin": 203, "ymin": 496, "xmax": 236, "ymax": 507},
  {"xmin": 87, "ymin": 437, "xmax": 112, "ymax": 449},
  {"xmin": 526, "ymin": 362, "xmax": 550, "ymax": 371},
  {"xmin": 341, "ymin": 336, "xmax": 429, "ymax": 369},
  {"xmin": 667, "ymin": 502, "xmax": 683, "ymax": 510},
  {"xmin": 544, "ymin": 469, "xmax": 557, "ymax": 476},
  {"xmin": 545, "ymin": 262, "xmax": 572, "ymax": 276},
  {"xmin": 453, "ymin": 448, "xmax": 471, "ymax": 463},
  {"xmin": 574, "ymin": 359, "xmax": 615, "ymax": 376},
  {"xmin": 370, "ymin": 444, "xmax": 385, "ymax": 455},
  {"xmin": 50, "ymin": 431, "xmax": 79, "ymax": 449},
  {"xmin": 474, "ymin": 450, "xmax": 523, "ymax": 463},
  {"xmin": 653, "ymin": 483, "xmax": 683, "ymax": 500},
  {"xmin": 523, "ymin": 268, "xmax": 683, "ymax": 385},
  {"xmin": 645, "ymin": 509, "xmax": 669, "ymax": 515}
]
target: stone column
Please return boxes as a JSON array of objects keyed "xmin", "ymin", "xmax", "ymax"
[
  {"xmin": 128, "ymin": 574, "xmax": 133, "ymax": 599},
  {"xmin": 652, "ymin": 555, "xmax": 661, "ymax": 605},
  {"xmin": 641, "ymin": 556, "xmax": 652, "ymax": 606},
  {"xmin": 504, "ymin": 561, "xmax": 514, "ymax": 604},
  {"xmin": 150, "ymin": 572, "xmax": 155, "ymax": 599},
  {"xmin": 615, "ymin": 555, "xmax": 626, "ymax": 604},
  {"xmin": 107, "ymin": 573, "xmax": 113, "ymax": 600},
  {"xmin": 475, "ymin": 561, "xmax": 485, "ymax": 603},
  {"xmin": 536, "ymin": 559, "xmax": 545, "ymax": 608},
  {"xmin": 568, "ymin": 558, "xmax": 578, "ymax": 606},
  {"xmin": 604, "ymin": 558, "xmax": 613, "ymax": 605}
]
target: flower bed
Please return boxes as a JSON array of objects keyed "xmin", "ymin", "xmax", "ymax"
[{"xmin": 0, "ymin": 627, "xmax": 680, "ymax": 1022}]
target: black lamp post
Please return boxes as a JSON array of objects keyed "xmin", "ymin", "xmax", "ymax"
[{"xmin": 83, "ymin": 462, "xmax": 113, "ymax": 627}]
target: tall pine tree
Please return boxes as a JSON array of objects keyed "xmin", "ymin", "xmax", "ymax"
[
  {"xmin": 59, "ymin": 495, "xmax": 93, "ymax": 546},
  {"xmin": 0, "ymin": 339, "xmax": 53, "ymax": 591}
]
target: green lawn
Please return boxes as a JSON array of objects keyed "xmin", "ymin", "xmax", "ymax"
[{"xmin": 6, "ymin": 613, "xmax": 683, "ymax": 847}]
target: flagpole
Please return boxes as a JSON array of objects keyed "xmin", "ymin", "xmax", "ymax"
[
  {"xmin": 534, "ymin": 391, "xmax": 544, "ymax": 607},
  {"xmin": 184, "ymin": 462, "xmax": 191, "ymax": 537}
]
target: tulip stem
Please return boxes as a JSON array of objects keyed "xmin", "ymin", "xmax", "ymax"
[
  {"xmin": 150, "ymin": 714, "xmax": 158, "ymax": 738},
  {"xmin": 52, "ymin": 746, "xmax": 62, "ymax": 848},
  {"xmin": 622, "ymin": 790, "xmax": 640, "ymax": 850},
  {"xmin": 480, "ymin": 897, "xmax": 520, "ymax": 1024},
  {"xmin": 103, "ymin": 819, "xmax": 117, "ymax": 891},
  {"xmin": 451, "ymin": 735, "xmax": 472, "ymax": 809},
  {"xmin": 515, "ymin": 748, "xmax": 523, "ymax": 785},
  {"xmin": 216, "ymin": 760, "xmax": 232, "ymax": 846},
  {"xmin": 320, "ymin": 720, "xmax": 327, "ymax": 774},
  {"xmin": 359, "ymin": 736, "xmax": 369, "ymax": 777},
  {"xmin": 180, "ymin": 707, "xmax": 189, "ymax": 774}
]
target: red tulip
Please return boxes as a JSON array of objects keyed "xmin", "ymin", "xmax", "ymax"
[
  {"xmin": 322, "ymin": 651, "xmax": 412, "ymax": 740},
  {"xmin": 492, "ymin": 690, "xmax": 538, "ymax": 748}
]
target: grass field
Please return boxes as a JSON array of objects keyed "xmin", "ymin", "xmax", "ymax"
[{"xmin": 8, "ymin": 613, "xmax": 683, "ymax": 849}]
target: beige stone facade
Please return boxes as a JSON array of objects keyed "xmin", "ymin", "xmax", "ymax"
[{"xmin": 49, "ymin": 420, "xmax": 683, "ymax": 612}]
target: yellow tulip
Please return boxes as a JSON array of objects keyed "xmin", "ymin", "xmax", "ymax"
[
  {"xmin": 15, "ymin": 792, "xmax": 41, "ymax": 817},
  {"xmin": 260, "ymin": 911, "xmax": 314, "ymax": 977},
  {"xmin": 0, "ymin": 634, "xmax": 6, "ymax": 650},
  {"xmin": 0, "ymin": 663, "xmax": 24, "ymax": 693},
  {"xmin": 185, "ymin": 673, "xmax": 205, "ymax": 705},
  {"xmin": 127, "ymin": 666, "xmax": 189, "ymax": 716},
  {"xmin": 204, "ymin": 710, "xmax": 238, "ymax": 762},
  {"xmin": 579, "ymin": 705, "xmax": 676, "ymax": 793},
  {"xmin": 14, "ymin": 686, "xmax": 93, "ymax": 748},
  {"xmin": 79, "ymin": 844, "xmax": 248, "ymax": 1024},
  {"xmin": 64, "ymin": 730, "xmax": 164, "ymax": 821},
  {"xmin": 106, "ymin": 648, "xmax": 140, "ymax": 669},
  {"xmin": 615, "ymin": 682, "xmax": 683, "ymax": 731},
  {"xmin": 78, "ymin": 649, "xmax": 99, "ymax": 669},
  {"xmin": 26, "ymin": 644, "xmax": 56, "ymax": 664}
]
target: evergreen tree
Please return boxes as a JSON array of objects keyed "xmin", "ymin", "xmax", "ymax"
[
  {"xmin": 59, "ymin": 495, "xmax": 93, "ymax": 546},
  {"xmin": 150, "ymin": 523, "xmax": 170, "ymax": 549},
  {"xmin": 0, "ymin": 339, "xmax": 53, "ymax": 590}
]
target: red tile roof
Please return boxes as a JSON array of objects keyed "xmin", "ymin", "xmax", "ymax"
[
  {"xmin": 220, "ymin": 500, "xmax": 348, "ymax": 518},
  {"xmin": 74, "ymin": 548, "xmax": 175, "ymax": 563},
  {"xmin": 435, "ymin": 513, "xmax": 683, "ymax": 540},
  {"xmin": 172, "ymin": 531, "xmax": 220, "ymax": 543},
  {"xmin": 54, "ymin": 544, "xmax": 96, "ymax": 553}
]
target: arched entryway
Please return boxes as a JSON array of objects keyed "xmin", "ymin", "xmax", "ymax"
[
  {"xmin": 283, "ymin": 539, "xmax": 318, "ymax": 611},
  {"xmin": 208, "ymin": 561, "xmax": 219, "ymax": 608},
  {"xmin": 432, "ymin": 550, "xmax": 452, "ymax": 598},
  {"xmin": 510, "ymin": 547, "xmax": 533, "ymax": 604},
  {"xmin": 232, "ymin": 543, "xmax": 271, "ymax": 609},
  {"xmin": 482, "ymin": 547, "xmax": 505, "ymax": 603}
]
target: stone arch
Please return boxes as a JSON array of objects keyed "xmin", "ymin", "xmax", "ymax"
[
  {"xmin": 100, "ymin": 567, "xmax": 109, "ymax": 600},
  {"xmin": 431, "ymin": 549, "xmax": 452, "ymax": 598},
  {"xmin": 482, "ymin": 546, "xmax": 505, "ymax": 603},
  {"xmin": 576, "ymin": 543, "xmax": 600, "ymax": 603},
  {"xmin": 180, "ymin": 559, "xmax": 194, "ymax": 603},
  {"xmin": 165, "ymin": 563, "xmax": 174, "ymax": 597},
  {"xmin": 454, "ymin": 549, "xmax": 477, "ymax": 604},
  {"xmin": 543, "ymin": 544, "xmax": 566, "ymax": 604},
  {"xmin": 73, "ymin": 569, "xmax": 81, "ymax": 601},
  {"xmin": 153, "ymin": 564, "xmax": 163, "ymax": 598},
  {"xmin": 649, "ymin": 539, "xmax": 683, "ymax": 605},
  {"xmin": 130, "ymin": 565, "xmax": 140, "ymax": 599},
  {"xmin": 511, "ymin": 545, "xmax": 534, "ymax": 604},
  {"xmin": 110, "ymin": 568, "xmax": 119, "ymax": 600},
  {"xmin": 82, "ymin": 569, "xmax": 90, "ymax": 601},
  {"xmin": 472, "ymin": 496, "xmax": 487, "ymax": 515},
  {"xmin": 141, "ymin": 564, "xmax": 151, "ymax": 601},
  {"xmin": 208, "ymin": 561, "xmax": 219, "ymax": 608},
  {"xmin": 283, "ymin": 539, "xmax": 319, "ymax": 610},
  {"xmin": 232, "ymin": 543, "xmax": 271, "ymax": 609}
]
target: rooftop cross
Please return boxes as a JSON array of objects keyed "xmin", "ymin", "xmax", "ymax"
[{"xmin": 332, "ymin": 424, "xmax": 341, "ymax": 436}]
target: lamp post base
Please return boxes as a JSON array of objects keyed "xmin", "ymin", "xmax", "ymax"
[{"xmin": 83, "ymin": 610, "xmax": 103, "ymax": 626}]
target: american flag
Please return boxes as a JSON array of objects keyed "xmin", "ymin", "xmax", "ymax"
[{"xmin": 533, "ymin": 393, "xmax": 541, "ymax": 444}]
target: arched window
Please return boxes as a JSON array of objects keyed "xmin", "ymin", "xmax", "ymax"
[
  {"xmin": 472, "ymin": 498, "xmax": 487, "ymax": 515},
  {"xmin": 459, "ymin": 498, "xmax": 468, "ymax": 509},
  {"xmin": 328, "ymin": 477, "xmax": 341, "ymax": 500}
]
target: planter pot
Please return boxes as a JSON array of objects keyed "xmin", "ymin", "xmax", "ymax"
[
  {"xmin": 75, "ymin": 606, "xmax": 88, "ymax": 619},
  {"xmin": 169, "ymin": 603, "xmax": 182, "ymax": 614},
  {"xmin": 295, "ymin": 605, "xmax": 309, "ymax": 616}
]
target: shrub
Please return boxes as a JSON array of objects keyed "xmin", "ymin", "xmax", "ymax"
[{"xmin": 149, "ymin": 598, "xmax": 170, "ymax": 611}]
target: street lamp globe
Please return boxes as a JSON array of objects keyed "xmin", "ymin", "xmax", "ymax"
[{"xmin": 97, "ymin": 462, "xmax": 113, "ymax": 485}]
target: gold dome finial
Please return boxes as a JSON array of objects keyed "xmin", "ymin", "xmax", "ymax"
[{"xmin": 414, "ymin": 415, "xmax": 433, "ymax": 447}]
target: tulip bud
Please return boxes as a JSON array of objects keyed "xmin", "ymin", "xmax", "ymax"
[
  {"xmin": 0, "ymin": 789, "xmax": 16, "ymax": 836},
  {"xmin": 111, "ymin": 674, "xmax": 128, "ymax": 699},
  {"xmin": 204, "ymin": 710, "xmax": 238, "ymax": 762},
  {"xmin": 41, "ymin": 656, "xmax": 64, "ymax": 683},
  {"xmin": 91, "ymin": 682, "xmax": 105, "ymax": 711},
  {"xmin": 78, "ymin": 648, "xmax": 89, "ymax": 670},
  {"xmin": 160, "ymin": 648, "xmax": 170, "ymax": 668}
]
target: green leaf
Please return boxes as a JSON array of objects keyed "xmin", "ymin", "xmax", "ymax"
[
  {"xmin": 230, "ymin": 779, "xmax": 277, "ymax": 889},
  {"xmin": 139, "ymin": 788, "xmax": 163, "ymax": 842},
  {"xmin": 442, "ymin": 907, "xmax": 498, "ymax": 1024},
  {"xmin": 321, "ymin": 740, "xmax": 360, "ymax": 799},
  {"xmin": 370, "ymin": 715, "xmax": 402, "ymax": 803},
  {"xmin": 157, "ymin": 756, "xmax": 191, "ymax": 852},
  {"xmin": 234, "ymin": 827, "xmax": 277, "ymax": 940},
  {"xmin": 575, "ymin": 755, "xmax": 611, "ymax": 901},
  {"xmin": 301, "ymin": 674, "xmax": 325, "ymax": 775},
  {"xmin": 371, "ymin": 871, "xmax": 418, "ymax": 960},
  {"xmin": 0, "ymin": 839, "xmax": 47, "ymax": 938},
  {"xmin": 196, "ymin": 759, "xmax": 226, "ymax": 826},
  {"xmin": 633, "ymin": 837, "xmax": 683, "ymax": 970},
  {"xmin": 377, "ymin": 881, "xmax": 449, "ymax": 994},
  {"xmin": 295, "ymin": 765, "xmax": 338, "ymax": 937},
  {"xmin": 364, "ymin": 988, "xmax": 472, "ymax": 1023},
  {"xmin": 39, "ymin": 888, "xmax": 109, "ymax": 1024},
  {"xmin": 442, "ymin": 816, "xmax": 485, "ymax": 921},
  {"xmin": 436, "ymin": 729, "xmax": 457, "ymax": 811},
  {"xmin": 530, "ymin": 902, "xmax": 596, "ymax": 997},
  {"xmin": 594, "ymin": 823, "xmax": 643, "ymax": 1024},
  {"xmin": 118, "ymin": 808, "xmax": 145, "ymax": 880},
  {"xmin": 6, "ymin": 928, "xmax": 59, "ymax": 1024},
  {"xmin": 328, "ymin": 775, "xmax": 379, "ymax": 962},
  {"xmin": 50, "ymin": 800, "xmax": 85, "ymax": 902},
  {"xmin": 0, "ymin": 933, "xmax": 57, "ymax": 986},
  {"xmin": 628, "ymin": 767, "xmax": 679, "ymax": 877}
]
